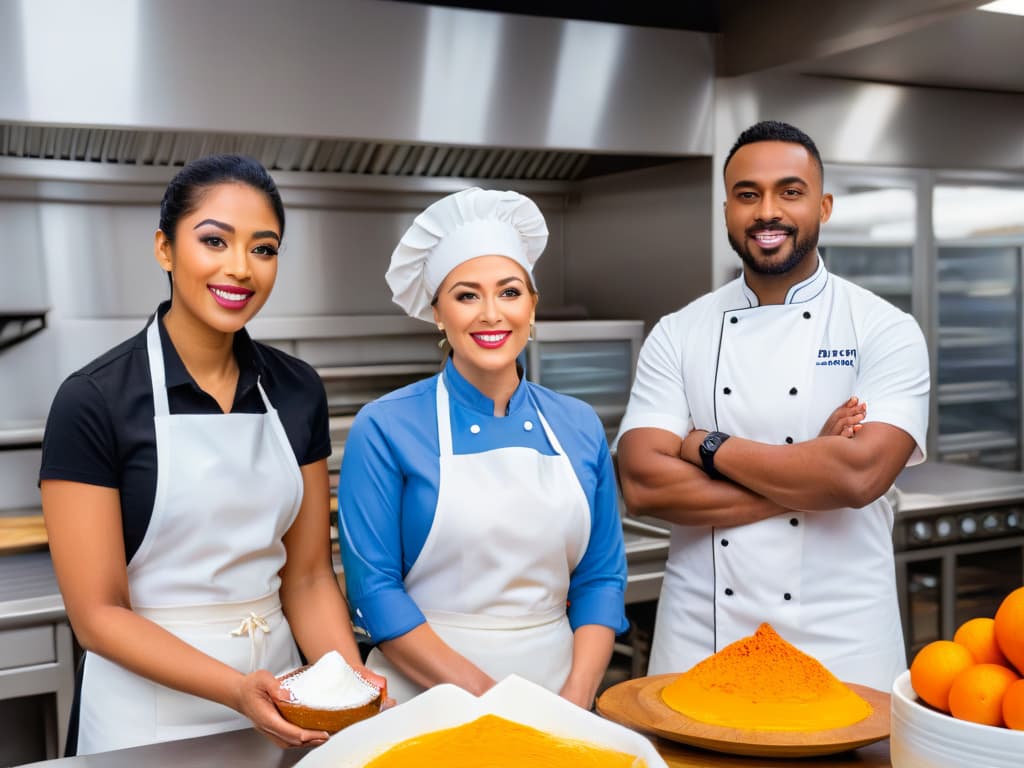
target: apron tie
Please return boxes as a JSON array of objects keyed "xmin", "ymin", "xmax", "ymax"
[{"xmin": 230, "ymin": 612, "xmax": 271, "ymax": 671}]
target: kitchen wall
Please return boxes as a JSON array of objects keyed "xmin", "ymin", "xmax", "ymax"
[
  {"xmin": 0, "ymin": 181, "xmax": 570, "ymax": 416},
  {"xmin": 565, "ymin": 159, "xmax": 714, "ymax": 332}
]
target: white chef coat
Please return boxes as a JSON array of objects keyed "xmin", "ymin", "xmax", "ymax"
[{"xmin": 616, "ymin": 259, "xmax": 930, "ymax": 690}]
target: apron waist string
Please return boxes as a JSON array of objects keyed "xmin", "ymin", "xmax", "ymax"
[
  {"xmin": 135, "ymin": 593, "xmax": 283, "ymax": 673},
  {"xmin": 230, "ymin": 612, "xmax": 271, "ymax": 673},
  {"xmin": 422, "ymin": 606, "xmax": 566, "ymax": 631}
]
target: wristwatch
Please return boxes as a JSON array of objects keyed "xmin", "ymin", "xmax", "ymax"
[{"xmin": 699, "ymin": 431, "xmax": 731, "ymax": 480}]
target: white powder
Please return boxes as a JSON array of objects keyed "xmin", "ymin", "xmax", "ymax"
[{"xmin": 281, "ymin": 651, "xmax": 379, "ymax": 710}]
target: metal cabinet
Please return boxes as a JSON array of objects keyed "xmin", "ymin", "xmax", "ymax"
[{"xmin": 0, "ymin": 552, "xmax": 75, "ymax": 762}]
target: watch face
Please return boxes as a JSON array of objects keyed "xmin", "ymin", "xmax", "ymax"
[{"xmin": 702, "ymin": 433, "xmax": 721, "ymax": 452}]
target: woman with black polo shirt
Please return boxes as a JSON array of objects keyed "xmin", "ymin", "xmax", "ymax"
[{"xmin": 38, "ymin": 155, "xmax": 383, "ymax": 755}]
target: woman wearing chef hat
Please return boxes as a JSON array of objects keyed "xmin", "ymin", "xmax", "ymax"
[
  {"xmin": 40, "ymin": 155, "xmax": 383, "ymax": 754},
  {"xmin": 338, "ymin": 188, "xmax": 628, "ymax": 708}
]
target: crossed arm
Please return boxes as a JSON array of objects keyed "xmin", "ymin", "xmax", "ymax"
[{"xmin": 616, "ymin": 397, "xmax": 917, "ymax": 527}]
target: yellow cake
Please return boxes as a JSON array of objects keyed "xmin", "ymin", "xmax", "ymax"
[
  {"xmin": 362, "ymin": 713, "xmax": 645, "ymax": 767},
  {"xmin": 661, "ymin": 623, "xmax": 872, "ymax": 732}
]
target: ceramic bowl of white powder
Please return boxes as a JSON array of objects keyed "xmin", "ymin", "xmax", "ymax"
[{"xmin": 276, "ymin": 651, "xmax": 383, "ymax": 733}]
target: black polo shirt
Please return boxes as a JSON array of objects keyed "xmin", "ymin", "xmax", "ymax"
[{"xmin": 39, "ymin": 302, "xmax": 331, "ymax": 563}]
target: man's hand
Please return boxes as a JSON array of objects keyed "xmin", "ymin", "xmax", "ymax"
[{"xmin": 819, "ymin": 396, "xmax": 867, "ymax": 439}]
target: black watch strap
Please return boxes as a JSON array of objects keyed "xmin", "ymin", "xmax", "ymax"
[{"xmin": 699, "ymin": 431, "xmax": 731, "ymax": 480}]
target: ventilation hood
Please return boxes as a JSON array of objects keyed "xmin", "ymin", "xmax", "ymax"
[
  {"xmin": 0, "ymin": 0, "xmax": 713, "ymax": 180},
  {"xmin": 0, "ymin": 122, "xmax": 679, "ymax": 181}
]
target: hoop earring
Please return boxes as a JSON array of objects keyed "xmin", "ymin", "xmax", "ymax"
[{"xmin": 438, "ymin": 336, "xmax": 448, "ymax": 350}]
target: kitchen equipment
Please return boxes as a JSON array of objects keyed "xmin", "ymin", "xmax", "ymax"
[
  {"xmin": 890, "ymin": 670, "xmax": 1023, "ymax": 768},
  {"xmin": 596, "ymin": 674, "xmax": 890, "ymax": 759},
  {"xmin": 525, "ymin": 320, "xmax": 645, "ymax": 444},
  {"xmin": 893, "ymin": 462, "xmax": 1024, "ymax": 660},
  {"xmin": 822, "ymin": 174, "xmax": 1024, "ymax": 474},
  {"xmin": 0, "ymin": 551, "xmax": 73, "ymax": 761},
  {"xmin": 934, "ymin": 243, "xmax": 1021, "ymax": 471},
  {"xmin": 292, "ymin": 675, "xmax": 668, "ymax": 768}
]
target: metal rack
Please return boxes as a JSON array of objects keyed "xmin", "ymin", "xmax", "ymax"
[{"xmin": 0, "ymin": 312, "xmax": 46, "ymax": 354}]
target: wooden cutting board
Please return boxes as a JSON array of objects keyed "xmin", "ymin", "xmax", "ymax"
[{"xmin": 0, "ymin": 515, "xmax": 49, "ymax": 554}]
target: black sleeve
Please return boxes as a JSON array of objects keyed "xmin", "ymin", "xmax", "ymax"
[
  {"xmin": 303, "ymin": 371, "xmax": 332, "ymax": 465},
  {"xmin": 39, "ymin": 373, "xmax": 120, "ymax": 487}
]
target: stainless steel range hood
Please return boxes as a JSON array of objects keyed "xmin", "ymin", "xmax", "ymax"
[
  {"xmin": 0, "ymin": 0, "xmax": 713, "ymax": 172},
  {"xmin": 0, "ymin": 123, "xmax": 652, "ymax": 182}
]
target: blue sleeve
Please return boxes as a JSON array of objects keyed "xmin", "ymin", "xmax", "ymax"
[
  {"xmin": 566, "ymin": 410, "xmax": 629, "ymax": 635},
  {"xmin": 337, "ymin": 404, "xmax": 426, "ymax": 643}
]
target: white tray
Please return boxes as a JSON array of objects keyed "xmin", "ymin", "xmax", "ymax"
[{"xmin": 294, "ymin": 674, "xmax": 666, "ymax": 767}]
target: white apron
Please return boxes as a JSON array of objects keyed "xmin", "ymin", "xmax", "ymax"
[
  {"xmin": 76, "ymin": 319, "xmax": 304, "ymax": 755},
  {"xmin": 367, "ymin": 375, "xmax": 591, "ymax": 702},
  {"xmin": 649, "ymin": 272, "xmax": 906, "ymax": 690}
]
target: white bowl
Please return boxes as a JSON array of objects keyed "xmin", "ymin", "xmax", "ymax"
[
  {"xmin": 891, "ymin": 670, "xmax": 1024, "ymax": 767},
  {"xmin": 293, "ymin": 674, "xmax": 667, "ymax": 767}
]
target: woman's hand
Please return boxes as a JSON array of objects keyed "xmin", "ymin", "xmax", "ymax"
[
  {"xmin": 354, "ymin": 664, "xmax": 396, "ymax": 711},
  {"xmin": 234, "ymin": 669, "xmax": 330, "ymax": 748},
  {"xmin": 818, "ymin": 396, "xmax": 866, "ymax": 439}
]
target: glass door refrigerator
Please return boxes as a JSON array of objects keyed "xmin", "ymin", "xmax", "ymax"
[
  {"xmin": 818, "ymin": 173, "xmax": 918, "ymax": 315},
  {"xmin": 932, "ymin": 184, "xmax": 1024, "ymax": 471},
  {"xmin": 821, "ymin": 171, "xmax": 1024, "ymax": 472}
]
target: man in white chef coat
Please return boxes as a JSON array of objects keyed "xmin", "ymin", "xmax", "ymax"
[{"xmin": 615, "ymin": 120, "xmax": 930, "ymax": 691}]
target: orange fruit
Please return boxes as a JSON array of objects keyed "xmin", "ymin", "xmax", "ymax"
[
  {"xmin": 954, "ymin": 617, "xmax": 1010, "ymax": 666},
  {"xmin": 948, "ymin": 663, "xmax": 1020, "ymax": 727},
  {"xmin": 910, "ymin": 640, "xmax": 975, "ymax": 713},
  {"xmin": 994, "ymin": 587, "xmax": 1024, "ymax": 674},
  {"xmin": 1004, "ymin": 678, "xmax": 1024, "ymax": 731}
]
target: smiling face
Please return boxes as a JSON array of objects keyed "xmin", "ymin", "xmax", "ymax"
[
  {"xmin": 155, "ymin": 182, "xmax": 281, "ymax": 335},
  {"xmin": 432, "ymin": 254, "xmax": 538, "ymax": 395},
  {"xmin": 724, "ymin": 140, "xmax": 833, "ymax": 286}
]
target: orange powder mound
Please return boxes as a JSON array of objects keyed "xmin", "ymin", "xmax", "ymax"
[
  {"xmin": 661, "ymin": 623, "xmax": 872, "ymax": 732},
  {"xmin": 362, "ymin": 714, "xmax": 645, "ymax": 768}
]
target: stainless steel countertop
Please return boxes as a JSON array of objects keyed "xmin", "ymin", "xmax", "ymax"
[
  {"xmin": 12, "ymin": 719, "xmax": 893, "ymax": 768},
  {"xmin": 15, "ymin": 726, "xmax": 311, "ymax": 768},
  {"xmin": 0, "ymin": 549, "xmax": 65, "ymax": 630},
  {"xmin": 895, "ymin": 461, "xmax": 1024, "ymax": 515}
]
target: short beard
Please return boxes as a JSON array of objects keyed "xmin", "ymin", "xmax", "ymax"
[{"xmin": 729, "ymin": 225, "xmax": 819, "ymax": 276}]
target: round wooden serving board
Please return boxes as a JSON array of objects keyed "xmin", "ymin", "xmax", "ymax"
[{"xmin": 596, "ymin": 673, "xmax": 890, "ymax": 759}]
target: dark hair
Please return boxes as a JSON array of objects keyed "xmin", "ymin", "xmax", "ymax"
[
  {"xmin": 723, "ymin": 121, "xmax": 824, "ymax": 180},
  {"xmin": 158, "ymin": 154, "xmax": 285, "ymax": 243}
]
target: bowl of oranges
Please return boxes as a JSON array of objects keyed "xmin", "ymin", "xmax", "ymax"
[{"xmin": 891, "ymin": 586, "xmax": 1024, "ymax": 767}]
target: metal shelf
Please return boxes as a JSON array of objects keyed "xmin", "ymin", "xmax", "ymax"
[
  {"xmin": 0, "ymin": 426, "xmax": 45, "ymax": 450},
  {"xmin": 937, "ymin": 381, "xmax": 1018, "ymax": 405},
  {"xmin": 0, "ymin": 312, "xmax": 46, "ymax": 353},
  {"xmin": 937, "ymin": 430, "xmax": 1019, "ymax": 453}
]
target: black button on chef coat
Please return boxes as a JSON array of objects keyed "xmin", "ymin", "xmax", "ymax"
[{"xmin": 39, "ymin": 301, "xmax": 331, "ymax": 563}]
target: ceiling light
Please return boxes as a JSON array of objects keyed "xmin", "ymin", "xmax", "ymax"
[{"xmin": 978, "ymin": 0, "xmax": 1024, "ymax": 17}]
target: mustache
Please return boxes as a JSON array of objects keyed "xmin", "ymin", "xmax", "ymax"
[{"xmin": 747, "ymin": 222, "xmax": 797, "ymax": 236}]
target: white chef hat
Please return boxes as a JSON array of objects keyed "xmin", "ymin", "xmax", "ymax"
[{"xmin": 386, "ymin": 187, "xmax": 548, "ymax": 322}]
